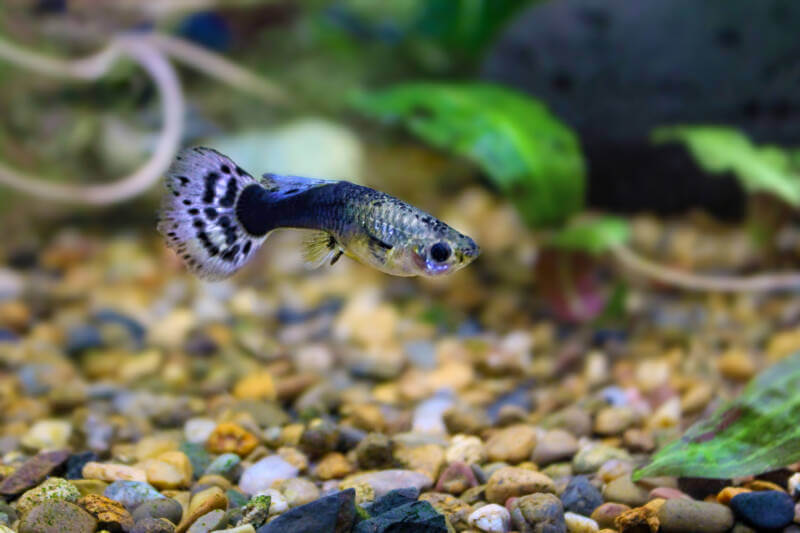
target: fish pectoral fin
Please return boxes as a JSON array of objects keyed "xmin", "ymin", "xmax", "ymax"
[
  {"xmin": 365, "ymin": 231, "xmax": 393, "ymax": 264},
  {"xmin": 302, "ymin": 230, "xmax": 338, "ymax": 269}
]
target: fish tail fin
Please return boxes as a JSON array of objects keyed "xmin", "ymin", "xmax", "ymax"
[{"xmin": 157, "ymin": 147, "xmax": 269, "ymax": 281}]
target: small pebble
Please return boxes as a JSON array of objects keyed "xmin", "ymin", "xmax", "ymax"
[
  {"xmin": 656, "ymin": 498, "xmax": 734, "ymax": 533},
  {"xmin": 486, "ymin": 467, "xmax": 556, "ymax": 504},
  {"xmin": 83, "ymin": 462, "xmax": 147, "ymax": 483},
  {"xmin": 485, "ymin": 424, "xmax": 538, "ymax": 464},
  {"xmin": 19, "ymin": 500, "xmax": 97, "ymax": 533},
  {"xmin": 469, "ymin": 503, "xmax": 511, "ymax": 532},
  {"xmin": 132, "ymin": 517, "xmax": 176, "ymax": 533},
  {"xmin": 186, "ymin": 508, "xmax": 227, "ymax": 533},
  {"xmin": 132, "ymin": 498, "xmax": 184, "ymax": 525},
  {"xmin": 561, "ymin": 475, "xmax": 603, "ymax": 517},
  {"xmin": 238, "ymin": 455, "xmax": 298, "ymax": 495},
  {"xmin": 564, "ymin": 511, "xmax": 599, "ymax": 533},
  {"xmin": 590, "ymin": 502, "xmax": 630, "ymax": 529},
  {"xmin": 729, "ymin": 490, "xmax": 795, "ymax": 531}
]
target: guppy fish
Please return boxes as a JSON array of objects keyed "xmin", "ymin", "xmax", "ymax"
[{"xmin": 158, "ymin": 147, "xmax": 480, "ymax": 281}]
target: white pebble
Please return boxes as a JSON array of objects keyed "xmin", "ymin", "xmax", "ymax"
[
  {"xmin": 468, "ymin": 503, "xmax": 511, "ymax": 533},
  {"xmin": 788, "ymin": 472, "xmax": 800, "ymax": 496},
  {"xmin": 239, "ymin": 456, "xmax": 299, "ymax": 495},
  {"xmin": 184, "ymin": 418, "xmax": 217, "ymax": 444},
  {"xmin": 565, "ymin": 511, "xmax": 599, "ymax": 533}
]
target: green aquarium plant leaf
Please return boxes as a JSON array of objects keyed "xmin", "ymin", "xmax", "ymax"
[
  {"xmin": 549, "ymin": 216, "xmax": 631, "ymax": 255},
  {"xmin": 653, "ymin": 126, "xmax": 800, "ymax": 206},
  {"xmin": 351, "ymin": 82, "xmax": 586, "ymax": 227},
  {"xmin": 634, "ymin": 351, "xmax": 800, "ymax": 479}
]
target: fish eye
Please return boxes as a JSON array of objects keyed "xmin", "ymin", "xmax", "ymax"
[{"xmin": 430, "ymin": 242, "xmax": 451, "ymax": 263}]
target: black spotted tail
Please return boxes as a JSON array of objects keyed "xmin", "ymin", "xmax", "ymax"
[{"xmin": 157, "ymin": 147, "xmax": 269, "ymax": 280}]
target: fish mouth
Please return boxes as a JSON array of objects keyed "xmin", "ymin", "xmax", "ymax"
[{"xmin": 461, "ymin": 243, "xmax": 481, "ymax": 260}]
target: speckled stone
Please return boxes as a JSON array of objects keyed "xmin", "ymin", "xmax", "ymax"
[{"xmin": 18, "ymin": 501, "xmax": 97, "ymax": 533}]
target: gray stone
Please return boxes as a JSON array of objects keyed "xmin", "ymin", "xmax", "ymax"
[
  {"xmin": 132, "ymin": 498, "xmax": 183, "ymax": 525},
  {"xmin": 657, "ymin": 498, "xmax": 734, "ymax": 533},
  {"xmin": 104, "ymin": 481, "xmax": 164, "ymax": 511}
]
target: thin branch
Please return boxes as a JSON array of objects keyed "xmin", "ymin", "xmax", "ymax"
[
  {"xmin": 0, "ymin": 35, "xmax": 183, "ymax": 205},
  {"xmin": 0, "ymin": 36, "xmax": 119, "ymax": 80},
  {"xmin": 148, "ymin": 33, "xmax": 289, "ymax": 106},
  {"xmin": 611, "ymin": 243, "xmax": 800, "ymax": 293}
]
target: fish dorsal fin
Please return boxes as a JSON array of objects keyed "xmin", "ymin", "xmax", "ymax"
[
  {"xmin": 261, "ymin": 173, "xmax": 336, "ymax": 200},
  {"xmin": 302, "ymin": 230, "xmax": 340, "ymax": 269}
]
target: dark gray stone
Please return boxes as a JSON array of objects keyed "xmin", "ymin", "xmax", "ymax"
[
  {"xmin": 729, "ymin": 491, "xmax": 795, "ymax": 531},
  {"xmin": 353, "ymin": 501, "xmax": 447, "ymax": 533},
  {"xmin": 257, "ymin": 489, "xmax": 356, "ymax": 533},
  {"xmin": 560, "ymin": 476, "xmax": 602, "ymax": 517},
  {"xmin": 65, "ymin": 451, "xmax": 98, "ymax": 480},
  {"xmin": 362, "ymin": 487, "xmax": 420, "ymax": 517}
]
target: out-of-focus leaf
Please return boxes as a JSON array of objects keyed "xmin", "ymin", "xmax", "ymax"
[
  {"xmin": 549, "ymin": 216, "xmax": 630, "ymax": 255},
  {"xmin": 653, "ymin": 126, "xmax": 800, "ymax": 206},
  {"xmin": 351, "ymin": 82, "xmax": 586, "ymax": 227},
  {"xmin": 634, "ymin": 351, "xmax": 800, "ymax": 479}
]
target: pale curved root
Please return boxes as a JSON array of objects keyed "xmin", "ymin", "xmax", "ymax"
[
  {"xmin": 0, "ymin": 35, "xmax": 184, "ymax": 205},
  {"xmin": 611, "ymin": 243, "xmax": 800, "ymax": 293}
]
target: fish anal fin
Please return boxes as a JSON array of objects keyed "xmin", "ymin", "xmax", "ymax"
[{"xmin": 302, "ymin": 230, "xmax": 338, "ymax": 269}]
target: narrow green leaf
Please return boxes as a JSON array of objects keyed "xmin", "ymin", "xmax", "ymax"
[
  {"xmin": 634, "ymin": 351, "xmax": 800, "ymax": 479},
  {"xmin": 351, "ymin": 82, "xmax": 586, "ymax": 227},
  {"xmin": 549, "ymin": 216, "xmax": 630, "ymax": 255},
  {"xmin": 653, "ymin": 126, "xmax": 800, "ymax": 206}
]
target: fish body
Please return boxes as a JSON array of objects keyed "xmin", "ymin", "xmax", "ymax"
[{"xmin": 158, "ymin": 147, "xmax": 479, "ymax": 280}]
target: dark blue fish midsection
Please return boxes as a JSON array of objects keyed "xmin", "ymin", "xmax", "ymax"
[{"xmin": 236, "ymin": 181, "xmax": 381, "ymax": 237}]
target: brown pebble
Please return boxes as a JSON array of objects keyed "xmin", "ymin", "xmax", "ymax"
[
  {"xmin": 591, "ymin": 502, "xmax": 631, "ymax": 529},
  {"xmin": 614, "ymin": 500, "xmax": 662, "ymax": 533},
  {"xmin": 0, "ymin": 450, "xmax": 70, "ymax": 495},
  {"xmin": 716, "ymin": 486, "xmax": 751, "ymax": 505},
  {"xmin": 206, "ymin": 423, "xmax": 258, "ymax": 456},
  {"xmin": 78, "ymin": 494, "xmax": 135, "ymax": 532},
  {"xmin": 485, "ymin": 466, "xmax": 555, "ymax": 504},
  {"xmin": 742, "ymin": 479, "xmax": 785, "ymax": 492}
]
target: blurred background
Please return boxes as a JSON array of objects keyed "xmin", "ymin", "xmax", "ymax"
[{"xmin": 1, "ymin": 1, "xmax": 800, "ymax": 530}]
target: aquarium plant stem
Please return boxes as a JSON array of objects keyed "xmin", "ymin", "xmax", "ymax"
[{"xmin": 612, "ymin": 243, "xmax": 800, "ymax": 292}]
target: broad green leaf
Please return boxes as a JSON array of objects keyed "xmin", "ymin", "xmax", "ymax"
[
  {"xmin": 653, "ymin": 126, "xmax": 800, "ymax": 206},
  {"xmin": 549, "ymin": 216, "xmax": 630, "ymax": 255},
  {"xmin": 351, "ymin": 82, "xmax": 586, "ymax": 227},
  {"xmin": 634, "ymin": 351, "xmax": 800, "ymax": 479}
]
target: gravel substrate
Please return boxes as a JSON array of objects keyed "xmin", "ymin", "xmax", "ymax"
[{"xmin": 0, "ymin": 208, "xmax": 799, "ymax": 533}]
